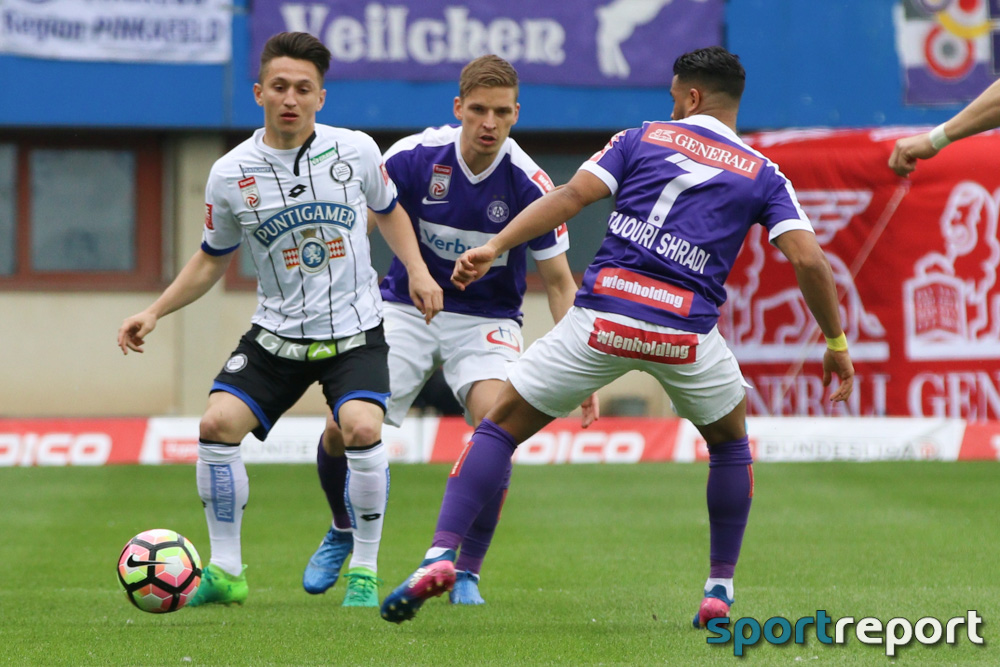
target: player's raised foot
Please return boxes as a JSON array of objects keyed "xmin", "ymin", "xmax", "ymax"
[
  {"xmin": 342, "ymin": 567, "xmax": 382, "ymax": 607},
  {"xmin": 380, "ymin": 550, "xmax": 457, "ymax": 624},
  {"xmin": 303, "ymin": 526, "xmax": 354, "ymax": 594},
  {"xmin": 692, "ymin": 584, "xmax": 733, "ymax": 629},
  {"xmin": 449, "ymin": 570, "xmax": 485, "ymax": 605},
  {"xmin": 188, "ymin": 563, "xmax": 248, "ymax": 607}
]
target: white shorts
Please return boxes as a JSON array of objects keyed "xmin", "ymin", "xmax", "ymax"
[
  {"xmin": 508, "ymin": 307, "xmax": 749, "ymax": 426},
  {"xmin": 382, "ymin": 302, "xmax": 523, "ymax": 426}
]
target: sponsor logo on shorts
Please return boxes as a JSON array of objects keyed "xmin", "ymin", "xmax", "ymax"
[
  {"xmin": 204, "ymin": 203, "xmax": 213, "ymax": 230},
  {"xmin": 588, "ymin": 318, "xmax": 697, "ymax": 364},
  {"xmin": 483, "ymin": 324, "xmax": 522, "ymax": 352},
  {"xmin": 593, "ymin": 267, "xmax": 693, "ymax": 315},
  {"xmin": 224, "ymin": 353, "xmax": 248, "ymax": 372},
  {"xmin": 641, "ymin": 123, "xmax": 762, "ymax": 179}
]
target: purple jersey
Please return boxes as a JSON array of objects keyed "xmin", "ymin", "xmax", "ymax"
[
  {"xmin": 379, "ymin": 125, "xmax": 569, "ymax": 323},
  {"xmin": 575, "ymin": 115, "xmax": 813, "ymax": 333}
]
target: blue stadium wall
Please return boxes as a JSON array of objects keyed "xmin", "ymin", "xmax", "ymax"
[{"xmin": 0, "ymin": 0, "xmax": 969, "ymax": 131}]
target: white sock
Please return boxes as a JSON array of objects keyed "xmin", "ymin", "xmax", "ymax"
[
  {"xmin": 196, "ymin": 442, "xmax": 249, "ymax": 577},
  {"xmin": 344, "ymin": 442, "xmax": 388, "ymax": 572},
  {"xmin": 705, "ymin": 577, "xmax": 734, "ymax": 601}
]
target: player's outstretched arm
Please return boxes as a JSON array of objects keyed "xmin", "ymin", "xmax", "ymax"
[
  {"xmin": 772, "ymin": 229, "xmax": 855, "ymax": 402},
  {"xmin": 117, "ymin": 248, "xmax": 232, "ymax": 355},
  {"xmin": 890, "ymin": 78, "xmax": 1000, "ymax": 177},
  {"xmin": 372, "ymin": 203, "xmax": 443, "ymax": 323},
  {"xmin": 452, "ymin": 170, "xmax": 610, "ymax": 289}
]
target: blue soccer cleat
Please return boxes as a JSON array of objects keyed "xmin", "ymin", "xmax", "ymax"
[
  {"xmin": 692, "ymin": 584, "xmax": 733, "ymax": 629},
  {"xmin": 380, "ymin": 551, "xmax": 456, "ymax": 624},
  {"xmin": 302, "ymin": 526, "xmax": 354, "ymax": 594},
  {"xmin": 449, "ymin": 570, "xmax": 485, "ymax": 605}
]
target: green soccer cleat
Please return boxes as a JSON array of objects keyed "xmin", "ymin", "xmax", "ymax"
[
  {"xmin": 187, "ymin": 563, "xmax": 248, "ymax": 607},
  {"xmin": 342, "ymin": 567, "xmax": 381, "ymax": 607}
]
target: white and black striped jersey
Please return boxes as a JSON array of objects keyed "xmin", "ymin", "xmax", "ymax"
[{"xmin": 202, "ymin": 124, "xmax": 397, "ymax": 339}]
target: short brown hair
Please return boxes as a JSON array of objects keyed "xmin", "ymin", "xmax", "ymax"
[
  {"xmin": 459, "ymin": 55, "xmax": 519, "ymax": 100},
  {"xmin": 259, "ymin": 32, "xmax": 331, "ymax": 82}
]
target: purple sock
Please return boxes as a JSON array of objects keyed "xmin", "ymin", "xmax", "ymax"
[
  {"xmin": 433, "ymin": 419, "xmax": 516, "ymax": 551},
  {"xmin": 316, "ymin": 435, "xmax": 352, "ymax": 531},
  {"xmin": 455, "ymin": 458, "xmax": 513, "ymax": 574},
  {"xmin": 706, "ymin": 437, "xmax": 754, "ymax": 579}
]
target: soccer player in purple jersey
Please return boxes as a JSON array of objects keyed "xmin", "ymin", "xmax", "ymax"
[
  {"xmin": 380, "ymin": 46, "xmax": 855, "ymax": 626},
  {"xmin": 302, "ymin": 55, "xmax": 598, "ymax": 607},
  {"xmin": 890, "ymin": 77, "xmax": 1000, "ymax": 176}
]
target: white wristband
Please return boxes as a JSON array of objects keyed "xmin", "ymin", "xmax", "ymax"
[{"xmin": 929, "ymin": 124, "xmax": 952, "ymax": 150}]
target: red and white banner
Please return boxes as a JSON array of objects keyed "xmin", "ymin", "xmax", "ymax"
[
  {"xmin": 736, "ymin": 127, "xmax": 1000, "ymax": 421},
  {"xmin": 1, "ymin": 416, "xmax": 996, "ymax": 466}
]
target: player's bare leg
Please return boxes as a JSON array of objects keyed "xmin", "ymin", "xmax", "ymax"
[
  {"xmin": 692, "ymin": 396, "xmax": 753, "ymax": 628},
  {"xmin": 189, "ymin": 392, "xmax": 257, "ymax": 607},
  {"xmin": 381, "ymin": 382, "xmax": 551, "ymax": 623}
]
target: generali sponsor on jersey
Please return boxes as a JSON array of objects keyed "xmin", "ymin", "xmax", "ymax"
[
  {"xmin": 1, "ymin": 417, "xmax": 997, "ymax": 465},
  {"xmin": 641, "ymin": 123, "xmax": 762, "ymax": 178}
]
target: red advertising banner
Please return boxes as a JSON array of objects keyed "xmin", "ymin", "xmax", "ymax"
[
  {"xmin": 0, "ymin": 418, "xmax": 148, "ymax": 466},
  {"xmin": 736, "ymin": 128, "xmax": 1000, "ymax": 421}
]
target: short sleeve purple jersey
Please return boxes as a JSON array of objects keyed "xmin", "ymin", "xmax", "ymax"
[
  {"xmin": 575, "ymin": 115, "xmax": 813, "ymax": 333},
  {"xmin": 379, "ymin": 125, "xmax": 569, "ymax": 323}
]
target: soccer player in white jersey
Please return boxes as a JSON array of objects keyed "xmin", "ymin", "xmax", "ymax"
[
  {"xmin": 380, "ymin": 46, "xmax": 856, "ymax": 625},
  {"xmin": 116, "ymin": 32, "xmax": 442, "ymax": 608},
  {"xmin": 302, "ymin": 55, "xmax": 598, "ymax": 606}
]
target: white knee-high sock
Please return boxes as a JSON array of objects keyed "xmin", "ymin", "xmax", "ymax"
[
  {"xmin": 344, "ymin": 442, "xmax": 389, "ymax": 572},
  {"xmin": 196, "ymin": 442, "xmax": 249, "ymax": 577}
]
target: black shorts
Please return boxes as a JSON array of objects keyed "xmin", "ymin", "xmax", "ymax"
[{"xmin": 210, "ymin": 324, "xmax": 390, "ymax": 440}]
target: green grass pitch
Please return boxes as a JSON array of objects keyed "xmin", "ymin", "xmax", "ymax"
[{"xmin": 1, "ymin": 461, "xmax": 997, "ymax": 665}]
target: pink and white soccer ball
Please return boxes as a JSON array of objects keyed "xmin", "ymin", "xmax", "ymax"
[{"xmin": 117, "ymin": 529, "xmax": 202, "ymax": 613}]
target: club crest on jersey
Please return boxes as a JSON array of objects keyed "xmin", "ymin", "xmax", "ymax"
[
  {"xmin": 239, "ymin": 176, "xmax": 261, "ymax": 209},
  {"xmin": 428, "ymin": 164, "xmax": 452, "ymax": 199},
  {"xmin": 480, "ymin": 323, "xmax": 522, "ymax": 353},
  {"xmin": 282, "ymin": 231, "xmax": 345, "ymax": 271},
  {"xmin": 330, "ymin": 160, "xmax": 353, "ymax": 184},
  {"xmin": 296, "ymin": 236, "xmax": 331, "ymax": 273},
  {"xmin": 487, "ymin": 200, "xmax": 509, "ymax": 223}
]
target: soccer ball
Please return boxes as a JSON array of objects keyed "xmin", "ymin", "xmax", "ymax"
[{"xmin": 117, "ymin": 529, "xmax": 202, "ymax": 613}]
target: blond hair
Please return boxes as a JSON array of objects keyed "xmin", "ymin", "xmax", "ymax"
[{"xmin": 459, "ymin": 55, "xmax": 519, "ymax": 100}]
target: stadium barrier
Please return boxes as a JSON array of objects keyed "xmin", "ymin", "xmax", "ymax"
[{"xmin": 0, "ymin": 416, "xmax": 997, "ymax": 466}]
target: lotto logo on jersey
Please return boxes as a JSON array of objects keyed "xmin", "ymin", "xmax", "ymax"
[
  {"xmin": 429, "ymin": 164, "xmax": 452, "ymax": 199},
  {"xmin": 531, "ymin": 169, "xmax": 554, "ymax": 193},
  {"xmin": 588, "ymin": 318, "xmax": 698, "ymax": 364},
  {"xmin": 204, "ymin": 203, "xmax": 213, "ymax": 230},
  {"xmin": 239, "ymin": 176, "xmax": 261, "ymax": 209},
  {"xmin": 593, "ymin": 267, "xmax": 693, "ymax": 316},
  {"xmin": 641, "ymin": 123, "xmax": 762, "ymax": 179}
]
